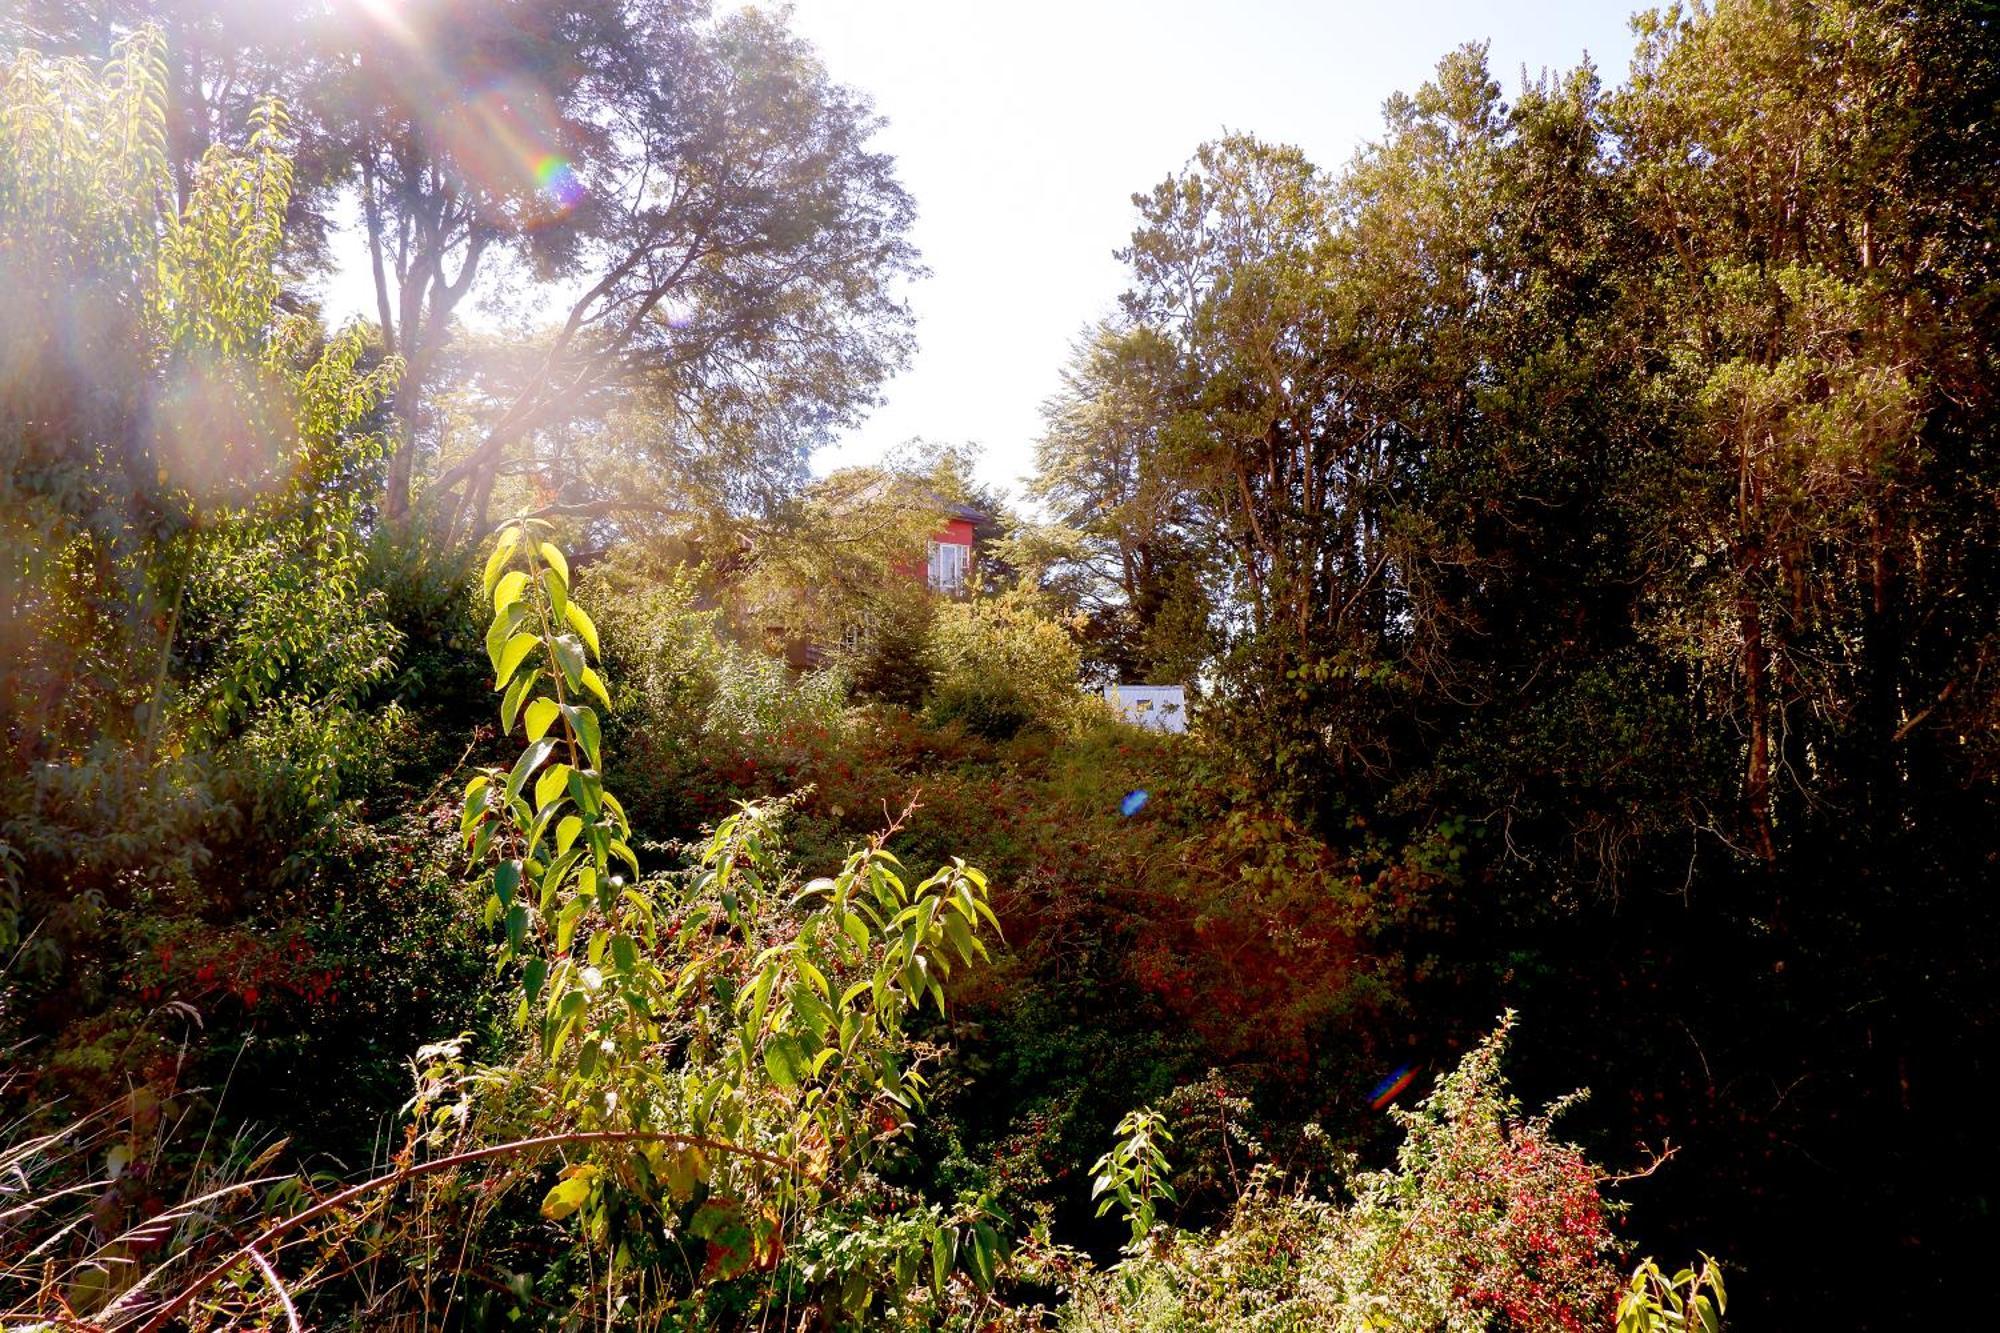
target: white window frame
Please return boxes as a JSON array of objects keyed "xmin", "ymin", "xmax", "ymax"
[{"xmin": 927, "ymin": 539, "xmax": 970, "ymax": 594}]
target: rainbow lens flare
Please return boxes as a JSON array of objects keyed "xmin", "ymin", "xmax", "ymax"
[
  {"xmin": 1369, "ymin": 1065, "xmax": 1418, "ymax": 1110},
  {"xmin": 534, "ymin": 154, "xmax": 584, "ymax": 210}
]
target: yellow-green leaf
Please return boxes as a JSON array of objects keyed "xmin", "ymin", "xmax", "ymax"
[
  {"xmin": 500, "ymin": 667, "xmax": 537, "ymax": 735},
  {"xmin": 540, "ymin": 1167, "xmax": 597, "ymax": 1221},
  {"xmin": 535, "ymin": 761, "xmax": 571, "ymax": 811},
  {"xmin": 483, "ymin": 527, "xmax": 520, "ymax": 598},
  {"xmin": 504, "ymin": 738, "xmax": 556, "ymax": 808},
  {"xmin": 524, "ymin": 697, "xmax": 561, "ymax": 743},
  {"xmin": 485, "ymin": 603, "xmax": 521, "ymax": 672},
  {"xmin": 565, "ymin": 704, "xmax": 601, "ymax": 771},
  {"xmin": 492, "ymin": 569, "xmax": 529, "ymax": 614},
  {"xmin": 494, "ymin": 633, "xmax": 539, "ymax": 692},
  {"xmin": 555, "ymin": 815, "xmax": 583, "ymax": 858},
  {"xmin": 564, "ymin": 601, "xmax": 601, "ymax": 659}
]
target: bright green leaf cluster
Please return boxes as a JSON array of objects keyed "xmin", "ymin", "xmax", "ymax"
[
  {"xmin": 1091, "ymin": 1107, "xmax": 1176, "ymax": 1246},
  {"xmin": 462, "ymin": 518, "xmax": 636, "ymax": 1041},
  {"xmin": 1618, "ymin": 1254, "xmax": 1728, "ymax": 1333}
]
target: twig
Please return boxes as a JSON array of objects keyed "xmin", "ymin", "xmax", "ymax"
[
  {"xmin": 244, "ymin": 1246, "xmax": 301, "ymax": 1333},
  {"xmin": 1891, "ymin": 679, "xmax": 1956, "ymax": 742},
  {"xmin": 1597, "ymin": 1140, "xmax": 1678, "ymax": 1187}
]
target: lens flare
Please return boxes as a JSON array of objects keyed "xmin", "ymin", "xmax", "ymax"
[
  {"xmin": 431, "ymin": 80, "xmax": 585, "ymax": 225},
  {"xmin": 348, "ymin": 3, "xmax": 583, "ymax": 222},
  {"xmin": 353, "ymin": 0, "xmax": 418, "ymax": 47},
  {"xmin": 1369, "ymin": 1065, "xmax": 1418, "ymax": 1110},
  {"xmin": 534, "ymin": 154, "xmax": 585, "ymax": 210},
  {"xmin": 1120, "ymin": 789, "xmax": 1150, "ymax": 817}
]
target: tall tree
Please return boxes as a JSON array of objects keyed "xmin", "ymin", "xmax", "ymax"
[
  {"xmin": 1030, "ymin": 319, "xmax": 1210, "ymax": 681},
  {"xmin": 334, "ymin": 0, "xmax": 919, "ymax": 531},
  {"xmin": 1613, "ymin": 0, "xmax": 2000, "ymax": 860}
]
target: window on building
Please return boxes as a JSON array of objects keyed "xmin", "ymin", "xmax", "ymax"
[{"xmin": 927, "ymin": 540, "xmax": 969, "ymax": 594}]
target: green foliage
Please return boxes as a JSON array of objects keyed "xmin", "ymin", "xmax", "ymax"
[
  {"xmin": 0, "ymin": 29, "xmax": 409, "ymax": 1116},
  {"xmin": 1091, "ymin": 1108, "xmax": 1176, "ymax": 1246},
  {"xmin": 18, "ymin": 2, "xmax": 1994, "ymax": 1324},
  {"xmin": 1026, "ymin": 318, "xmax": 1216, "ymax": 684},
  {"xmin": 1618, "ymin": 1255, "xmax": 1727, "ymax": 1333},
  {"xmin": 398, "ymin": 521, "xmax": 1010, "ymax": 1326},
  {"xmin": 1066, "ymin": 1018, "xmax": 1631, "ymax": 1332},
  {"xmin": 844, "ymin": 580, "xmax": 939, "ymax": 708},
  {"xmin": 925, "ymin": 589, "xmax": 1087, "ymax": 739},
  {"xmin": 708, "ymin": 647, "xmax": 854, "ymax": 744},
  {"xmin": 1030, "ymin": 13, "xmax": 2000, "ymax": 1316}
]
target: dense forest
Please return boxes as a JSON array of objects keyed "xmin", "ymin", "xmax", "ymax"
[{"xmin": 3, "ymin": 1, "xmax": 1997, "ymax": 1328}]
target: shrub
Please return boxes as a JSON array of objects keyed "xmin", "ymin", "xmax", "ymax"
[
  {"xmin": 925, "ymin": 590, "xmax": 1086, "ymax": 739},
  {"xmin": 844, "ymin": 581, "xmax": 938, "ymax": 707},
  {"xmin": 584, "ymin": 551, "xmax": 859, "ymax": 839},
  {"xmin": 0, "ymin": 30, "xmax": 411, "ymax": 1123},
  {"xmin": 1063, "ymin": 1015, "xmax": 1632, "ymax": 1332},
  {"xmin": 352, "ymin": 522, "xmax": 1010, "ymax": 1328}
]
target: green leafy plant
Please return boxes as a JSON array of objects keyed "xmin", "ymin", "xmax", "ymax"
[
  {"xmin": 1092, "ymin": 1107, "xmax": 1176, "ymax": 1246},
  {"xmin": 424, "ymin": 518, "xmax": 1014, "ymax": 1323},
  {"xmin": 1066, "ymin": 1017, "xmax": 1638, "ymax": 1332},
  {"xmin": 1617, "ymin": 1255, "xmax": 1727, "ymax": 1333},
  {"xmin": 925, "ymin": 588, "xmax": 1087, "ymax": 739},
  {"xmin": 1, "ymin": 26, "xmax": 406, "ymax": 1125}
]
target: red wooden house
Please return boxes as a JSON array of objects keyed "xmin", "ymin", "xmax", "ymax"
[{"xmin": 911, "ymin": 500, "xmax": 982, "ymax": 596}]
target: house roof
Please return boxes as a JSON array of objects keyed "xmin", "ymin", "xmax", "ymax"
[{"xmin": 833, "ymin": 473, "xmax": 989, "ymax": 526}]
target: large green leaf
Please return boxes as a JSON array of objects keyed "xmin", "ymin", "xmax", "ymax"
[
  {"xmin": 482, "ymin": 527, "xmax": 521, "ymax": 598},
  {"xmin": 565, "ymin": 703, "xmax": 602, "ymax": 770},
  {"xmin": 552, "ymin": 633, "xmax": 586, "ymax": 687},
  {"xmin": 493, "ymin": 633, "xmax": 540, "ymax": 692},
  {"xmin": 500, "ymin": 666, "xmax": 538, "ymax": 735},
  {"xmin": 534, "ymin": 760, "xmax": 571, "ymax": 811},
  {"xmin": 555, "ymin": 814, "xmax": 583, "ymax": 857},
  {"xmin": 493, "ymin": 858, "xmax": 520, "ymax": 907},
  {"xmin": 524, "ymin": 696, "xmax": 561, "ymax": 744},
  {"xmin": 763, "ymin": 1034, "xmax": 809, "ymax": 1089},
  {"xmin": 968, "ymin": 1223, "xmax": 1000, "ymax": 1291},
  {"xmin": 564, "ymin": 600, "xmax": 601, "ymax": 659},
  {"xmin": 485, "ymin": 602, "xmax": 523, "ymax": 672},
  {"xmin": 491, "ymin": 569, "xmax": 529, "ymax": 615},
  {"xmin": 504, "ymin": 738, "xmax": 556, "ymax": 807}
]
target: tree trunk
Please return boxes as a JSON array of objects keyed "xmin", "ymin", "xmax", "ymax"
[
  {"xmin": 1740, "ymin": 585, "xmax": 1777, "ymax": 862},
  {"xmin": 1862, "ymin": 502, "xmax": 1901, "ymax": 821},
  {"xmin": 382, "ymin": 374, "xmax": 420, "ymax": 523}
]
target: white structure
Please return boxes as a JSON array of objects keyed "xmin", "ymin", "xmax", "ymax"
[
  {"xmin": 926, "ymin": 538, "xmax": 970, "ymax": 595},
  {"xmin": 1104, "ymin": 684, "xmax": 1188, "ymax": 734}
]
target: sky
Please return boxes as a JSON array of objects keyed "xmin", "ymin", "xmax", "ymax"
[{"xmin": 319, "ymin": 0, "xmax": 1644, "ymax": 502}]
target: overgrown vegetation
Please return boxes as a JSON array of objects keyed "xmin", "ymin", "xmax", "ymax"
[{"xmin": 5, "ymin": 1, "xmax": 1996, "ymax": 1327}]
